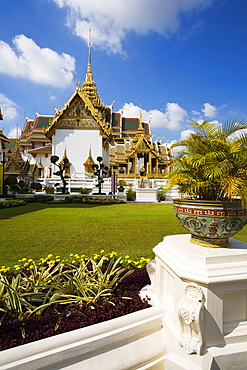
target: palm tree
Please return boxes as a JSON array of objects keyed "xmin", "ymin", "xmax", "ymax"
[{"xmin": 166, "ymin": 118, "xmax": 247, "ymax": 204}]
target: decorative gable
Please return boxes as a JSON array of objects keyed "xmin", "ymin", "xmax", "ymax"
[
  {"xmin": 138, "ymin": 140, "xmax": 149, "ymax": 150},
  {"xmin": 5, "ymin": 160, "xmax": 21, "ymax": 174},
  {"xmin": 55, "ymin": 95, "xmax": 99, "ymax": 130}
]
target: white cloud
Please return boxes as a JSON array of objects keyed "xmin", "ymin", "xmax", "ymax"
[
  {"xmin": 0, "ymin": 93, "xmax": 18, "ymax": 121},
  {"xmin": 52, "ymin": 0, "xmax": 213, "ymax": 54},
  {"xmin": 191, "ymin": 110, "xmax": 200, "ymax": 115},
  {"xmin": 7, "ymin": 126, "xmax": 22, "ymax": 138},
  {"xmin": 120, "ymin": 102, "xmax": 187, "ymax": 131},
  {"xmin": 180, "ymin": 129, "xmax": 195, "ymax": 140},
  {"xmin": 202, "ymin": 102, "xmax": 217, "ymax": 118},
  {"xmin": 0, "ymin": 35, "xmax": 75, "ymax": 88}
]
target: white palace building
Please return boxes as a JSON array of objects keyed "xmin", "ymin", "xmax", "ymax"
[{"xmin": 3, "ymin": 45, "xmax": 174, "ymax": 197}]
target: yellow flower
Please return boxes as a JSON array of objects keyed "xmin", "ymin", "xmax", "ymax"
[
  {"xmin": 22, "ymin": 258, "xmax": 27, "ymax": 262},
  {"xmin": 69, "ymin": 253, "xmax": 74, "ymax": 257},
  {"xmin": 125, "ymin": 255, "xmax": 130, "ymax": 259},
  {"xmin": 47, "ymin": 254, "xmax": 53, "ymax": 259},
  {"xmin": 28, "ymin": 259, "xmax": 33, "ymax": 263},
  {"xmin": 71, "ymin": 260, "xmax": 76, "ymax": 264},
  {"xmin": 100, "ymin": 249, "xmax": 105, "ymax": 254}
]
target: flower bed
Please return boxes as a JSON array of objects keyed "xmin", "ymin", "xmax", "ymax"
[{"xmin": 0, "ymin": 253, "xmax": 151, "ymax": 351}]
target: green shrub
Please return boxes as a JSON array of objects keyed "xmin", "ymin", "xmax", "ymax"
[
  {"xmin": 63, "ymin": 196, "xmax": 71, "ymax": 203},
  {"xmin": 72, "ymin": 198, "xmax": 81, "ymax": 203},
  {"xmin": 0, "ymin": 199, "xmax": 26, "ymax": 209},
  {"xmin": 81, "ymin": 198, "xmax": 125, "ymax": 205},
  {"xmin": 43, "ymin": 186, "xmax": 55, "ymax": 194},
  {"xmin": 34, "ymin": 195, "xmax": 53, "ymax": 203},
  {"xmin": 46, "ymin": 200, "xmax": 66, "ymax": 204},
  {"xmin": 18, "ymin": 197, "xmax": 36, "ymax": 203},
  {"xmin": 157, "ymin": 186, "xmax": 166, "ymax": 201},
  {"xmin": 31, "ymin": 182, "xmax": 42, "ymax": 192},
  {"xmin": 78, "ymin": 187, "xmax": 91, "ymax": 194},
  {"xmin": 126, "ymin": 190, "xmax": 136, "ymax": 201},
  {"xmin": 125, "ymin": 183, "xmax": 136, "ymax": 201}
]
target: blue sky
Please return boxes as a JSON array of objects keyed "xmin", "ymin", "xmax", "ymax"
[{"xmin": 0, "ymin": 0, "xmax": 247, "ymax": 143}]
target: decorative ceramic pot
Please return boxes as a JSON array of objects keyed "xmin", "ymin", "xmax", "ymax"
[{"xmin": 173, "ymin": 198, "xmax": 247, "ymax": 247}]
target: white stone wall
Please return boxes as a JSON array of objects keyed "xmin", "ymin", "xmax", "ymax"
[{"xmin": 52, "ymin": 129, "xmax": 104, "ymax": 177}]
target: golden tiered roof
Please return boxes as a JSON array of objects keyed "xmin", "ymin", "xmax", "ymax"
[
  {"xmin": 81, "ymin": 39, "xmax": 106, "ymax": 113},
  {"xmin": 44, "ymin": 40, "xmax": 112, "ymax": 140}
]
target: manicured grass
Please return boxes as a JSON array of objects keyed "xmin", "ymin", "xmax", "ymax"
[{"xmin": 1, "ymin": 202, "xmax": 247, "ymax": 267}]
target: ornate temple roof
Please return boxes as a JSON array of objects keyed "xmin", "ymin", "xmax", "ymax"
[{"xmin": 44, "ymin": 39, "xmax": 112, "ymax": 140}]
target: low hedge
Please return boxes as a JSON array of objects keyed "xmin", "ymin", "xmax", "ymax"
[
  {"xmin": 81, "ymin": 198, "xmax": 126, "ymax": 205},
  {"xmin": 0, "ymin": 199, "xmax": 26, "ymax": 209}
]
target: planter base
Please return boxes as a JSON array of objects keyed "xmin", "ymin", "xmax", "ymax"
[{"xmin": 191, "ymin": 234, "xmax": 229, "ymax": 248}]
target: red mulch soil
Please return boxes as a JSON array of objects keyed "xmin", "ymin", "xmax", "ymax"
[{"xmin": 0, "ymin": 268, "xmax": 151, "ymax": 351}]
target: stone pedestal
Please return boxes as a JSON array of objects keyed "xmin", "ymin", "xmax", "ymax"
[
  {"xmin": 152, "ymin": 234, "xmax": 247, "ymax": 369},
  {"xmin": 116, "ymin": 191, "xmax": 126, "ymax": 201},
  {"xmin": 135, "ymin": 188, "xmax": 158, "ymax": 202}
]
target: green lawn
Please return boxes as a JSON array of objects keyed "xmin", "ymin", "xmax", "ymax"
[{"xmin": 1, "ymin": 202, "xmax": 247, "ymax": 267}]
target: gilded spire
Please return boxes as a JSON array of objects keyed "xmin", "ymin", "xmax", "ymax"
[
  {"xmin": 86, "ymin": 29, "xmax": 93, "ymax": 83},
  {"xmin": 138, "ymin": 100, "xmax": 145, "ymax": 133},
  {"xmin": 83, "ymin": 147, "xmax": 95, "ymax": 173},
  {"xmin": 15, "ymin": 125, "xmax": 19, "ymax": 150},
  {"xmin": 81, "ymin": 30, "xmax": 106, "ymax": 111}
]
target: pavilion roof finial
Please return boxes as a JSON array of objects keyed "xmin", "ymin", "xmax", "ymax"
[
  {"xmin": 86, "ymin": 29, "xmax": 92, "ymax": 83},
  {"xmin": 138, "ymin": 99, "xmax": 144, "ymax": 132},
  {"xmin": 81, "ymin": 29, "xmax": 107, "ymax": 111}
]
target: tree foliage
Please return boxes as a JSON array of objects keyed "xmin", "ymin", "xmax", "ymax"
[{"xmin": 166, "ymin": 119, "xmax": 247, "ymax": 205}]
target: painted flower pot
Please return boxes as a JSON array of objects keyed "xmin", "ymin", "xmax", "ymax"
[{"xmin": 173, "ymin": 198, "xmax": 247, "ymax": 247}]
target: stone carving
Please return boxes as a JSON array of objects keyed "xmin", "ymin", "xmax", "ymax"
[
  {"xmin": 146, "ymin": 259, "xmax": 156, "ymax": 293},
  {"xmin": 63, "ymin": 97, "xmax": 91, "ymax": 118},
  {"xmin": 178, "ymin": 283, "xmax": 205, "ymax": 355},
  {"xmin": 57, "ymin": 119, "xmax": 98, "ymax": 130}
]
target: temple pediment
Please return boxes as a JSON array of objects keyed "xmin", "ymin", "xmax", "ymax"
[
  {"xmin": 55, "ymin": 95, "xmax": 100, "ymax": 130},
  {"xmin": 44, "ymin": 90, "xmax": 112, "ymax": 139},
  {"xmin": 60, "ymin": 95, "xmax": 92, "ymax": 120},
  {"xmin": 127, "ymin": 134, "xmax": 158, "ymax": 158}
]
